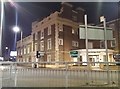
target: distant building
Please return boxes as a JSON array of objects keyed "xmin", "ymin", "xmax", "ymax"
[
  {"xmin": 17, "ymin": 35, "xmax": 32, "ymax": 62},
  {"xmin": 17, "ymin": 2, "xmax": 115, "ymax": 66}
]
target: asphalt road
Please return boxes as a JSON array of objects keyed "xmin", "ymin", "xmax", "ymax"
[{"xmin": 0, "ymin": 66, "xmax": 119, "ymax": 87}]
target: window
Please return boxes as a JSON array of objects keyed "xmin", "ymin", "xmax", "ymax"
[
  {"xmin": 72, "ymin": 29, "xmax": 75, "ymax": 34},
  {"xmin": 23, "ymin": 58, "xmax": 26, "ymax": 62},
  {"xmin": 35, "ymin": 33, "xmax": 38, "ymax": 40},
  {"xmin": 100, "ymin": 41, "xmax": 104, "ymax": 48},
  {"xmin": 59, "ymin": 24, "xmax": 63, "ymax": 31},
  {"xmin": 111, "ymin": 38, "xmax": 116, "ymax": 47},
  {"xmin": 27, "ymin": 45, "xmax": 30, "ymax": 54},
  {"xmin": 48, "ymin": 26, "xmax": 51, "ymax": 35},
  {"xmin": 47, "ymin": 38, "xmax": 52, "ymax": 50},
  {"xmin": 24, "ymin": 47, "xmax": 26, "ymax": 54},
  {"xmin": 21, "ymin": 48, "xmax": 23, "ymax": 55},
  {"xmin": 26, "ymin": 58, "xmax": 29, "ymax": 62},
  {"xmin": 41, "ymin": 30, "xmax": 44, "ymax": 39},
  {"xmin": 72, "ymin": 41, "xmax": 79, "ymax": 47},
  {"xmin": 88, "ymin": 42, "xmax": 93, "ymax": 49},
  {"xmin": 35, "ymin": 43, "xmax": 37, "ymax": 51},
  {"xmin": 103, "ymin": 55, "xmax": 107, "ymax": 62},
  {"xmin": 17, "ymin": 49, "xmax": 20, "ymax": 55},
  {"xmin": 40, "ymin": 41, "xmax": 44, "ymax": 51},
  {"xmin": 109, "ymin": 24, "xmax": 115, "ymax": 31},
  {"xmin": 72, "ymin": 15, "xmax": 77, "ymax": 21},
  {"xmin": 47, "ymin": 54, "xmax": 51, "ymax": 62},
  {"xmin": 59, "ymin": 38, "xmax": 63, "ymax": 45}
]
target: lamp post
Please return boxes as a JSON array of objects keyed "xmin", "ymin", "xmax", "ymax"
[
  {"xmin": 13, "ymin": 26, "xmax": 20, "ymax": 50},
  {"xmin": 12, "ymin": 26, "xmax": 22, "ymax": 61},
  {"xmin": 5, "ymin": 46, "xmax": 9, "ymax": 61},
  {"xmin": 100, "ymin": 16, "xmax": 110, "ymax": 84},
  {"xmin": 0, "ymin": 0, "xmax": 4, "ymax": 57},
  {"xmin": 12, "ymin": 26, "xmax": 22, "ymax": 49}
]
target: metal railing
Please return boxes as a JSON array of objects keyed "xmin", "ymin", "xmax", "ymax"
[{"xmin": 0, "ymin": 61, "xmax": 119, "ymax": 87}]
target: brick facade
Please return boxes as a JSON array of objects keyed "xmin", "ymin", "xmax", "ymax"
[{"xmin": 17, "ymin": 2, "xmax": 115, "ymax": 63}]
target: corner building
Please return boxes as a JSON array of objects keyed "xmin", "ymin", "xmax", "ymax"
[
  {"xmin": 32, "ymin": 2, "xmax": 85, "ymax": 62},
  {"xmin": 17, "ymin": 2, "xmax": 115, "ymax": 63}
]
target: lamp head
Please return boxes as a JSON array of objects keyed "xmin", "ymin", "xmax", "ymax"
[{"xmin": 13, "ymin": 26, "xmax": 20, "ymax": 33}]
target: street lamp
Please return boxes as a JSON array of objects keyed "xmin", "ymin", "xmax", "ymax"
[
  {"xmin": 5, "ymin": 47, "xmax": 8, "ymax": 50},
  {"xmin": 13, "ymin": 26, "xmax": 20, "ymax": 33},
  {"xmin": 12, "ymin": 26, "xmax": 20, "ymax": 51},
  {"xmin": 12, "ymin": 26, "xmax": 22, "ymax": 62},
  {"xmin": 12, "ymin": 26, "xmax": 22, "ymax": 50},
  {"xmin": 5, "ymin": 46, "xmax": 10, "ymax": 61},
  {"xmin": 100, "ymin": 16, "xmax": 110, "ymax": 84}
]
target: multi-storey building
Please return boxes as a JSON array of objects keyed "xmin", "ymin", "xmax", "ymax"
[
  {"xmin": 17, "ymin": 35, "xmax": 33, "ymax": 62},
  {"xmin": 106, "ymin": 19, "xmax": 120, "ymax": 54},
  {"xmin": 17, "ymin": 2, "xmax": 115, "ymax": 66}
]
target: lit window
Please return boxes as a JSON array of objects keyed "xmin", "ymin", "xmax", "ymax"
[
  {"xmin": 103, "ymin": 55, "xmax": 107, "ymax": 62},
  {"xmin": 40, "ymin": 41, "xmax": 44, "ymax": 51},
  {"xmin": 72, "ymin": 41, "xmax": 79, "ymax": 47},
  {"xmin": 72, "ymin": 29, "xmax": 75, "ymax": 34},
  {"xmin": 111, "ymin": 38, "xmax": 116, "ymax": 47},
  {"xmin": 59, "ymin": 38, "xmax": 63, "ymax": 45},
  {"xmin": 47, "ymin": 54, "xmax": 51, "ymax": 62},
  {"xmin": 47, "ymin": 38, "xmax": 52, "ymax": 50},
  {"xmin": 48, "ymin": 26, "xmax": 51, "ymax": 35},
  {"xmin": 41, "ymin": 30, "xmax": 44, "ymax": 39},
  {"xmin": 24, "ymin": 47, "xmax": 26, "ymax": 54},
  {"xmin": 27, "ymin": 45, "xmax": 30, "ymax": 54},
  {"xmin": 59, "ymin": 24, "xmax": 63, "ymax": 31}
]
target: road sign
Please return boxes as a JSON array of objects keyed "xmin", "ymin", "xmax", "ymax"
[
  {"xmin": 36, "ymin": 51, "xmax": 44, "ymax": 58},
  {"xmin": 70, "ymin": 51, "xmax": 78, "ymax": 57}
]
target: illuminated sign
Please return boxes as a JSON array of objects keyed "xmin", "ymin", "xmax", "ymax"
[
  {"xmin": 70, "ymin": 51, "xmax": 78, "ymax": 57},
  {"xmin": 10, "ymin": 51, "xmax": 17, "ymax": 57}
]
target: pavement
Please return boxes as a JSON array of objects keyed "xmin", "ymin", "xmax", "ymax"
[{"xmin": 15, "ymin": 64, "xmax": 120, "ymax": 71}]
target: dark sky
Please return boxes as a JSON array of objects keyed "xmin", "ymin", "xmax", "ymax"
[{"xmin": 2, "ymin": 2, "xmax": 118, "ymax": 56}]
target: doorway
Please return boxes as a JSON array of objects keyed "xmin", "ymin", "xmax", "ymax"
[{"xmin": 89, "ymin": 55, "xmax": 99, "ymax": 67}]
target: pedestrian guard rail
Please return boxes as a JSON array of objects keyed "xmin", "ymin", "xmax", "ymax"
[{"xmin": 0, "ymin": 61, "xmax": 120, "ymax": 87}]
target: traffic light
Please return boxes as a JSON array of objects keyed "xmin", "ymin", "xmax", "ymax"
[{"xmin": 36, "ymin": 51, "xmax": 40, "ymax": 58}]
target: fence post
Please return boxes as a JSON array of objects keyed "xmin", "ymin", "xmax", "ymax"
[
  {"xmin": 0, "ymin": 69, "xmax": 2, "ymax": 88},
  {"xmin": 65, "ymin": 62, "xmax": 68, "ymax": 87},
  {"xmin": 14, "ymin": 63, "xmax": 17, "ymax": 87}
]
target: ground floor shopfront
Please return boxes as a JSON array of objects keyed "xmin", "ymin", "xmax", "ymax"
[{"xmin": 72, "ymin": 49, "xmax": 115, "ymax": 67}]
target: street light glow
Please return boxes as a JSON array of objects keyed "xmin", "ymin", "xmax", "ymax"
[
  {"xmin": 13, "ymin": 26, "xmax": 20, "ymax": 33},
  {"xmin": 5, "ymin": 47, "xmax": 8, "ymax": 50}
]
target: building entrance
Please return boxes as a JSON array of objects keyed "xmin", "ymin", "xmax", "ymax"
[{"xmin": 89, "ymin": 55, "xmax": 99, "ymax": 67}]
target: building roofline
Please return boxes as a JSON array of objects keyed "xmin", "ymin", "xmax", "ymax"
[
  {"xmin": 106, "ymin": 18, "xmax": 120, "ymax": 24},
  {"xmin": 76, "ymin": 7, "xmax": 85, "ymax": 11},
  {"xmin": 61, "ymin": 2, "xmax": 73, "ymax": 7}
]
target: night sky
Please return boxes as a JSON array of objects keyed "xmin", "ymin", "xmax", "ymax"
[{"xmin": 1, "ymin": 2, "xmax": 118, "ymax": 56}]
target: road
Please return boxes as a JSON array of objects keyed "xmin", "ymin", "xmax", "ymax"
[{"xmin": 0, "ymin": 66, "xmax": 119, "ymax": 87}]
